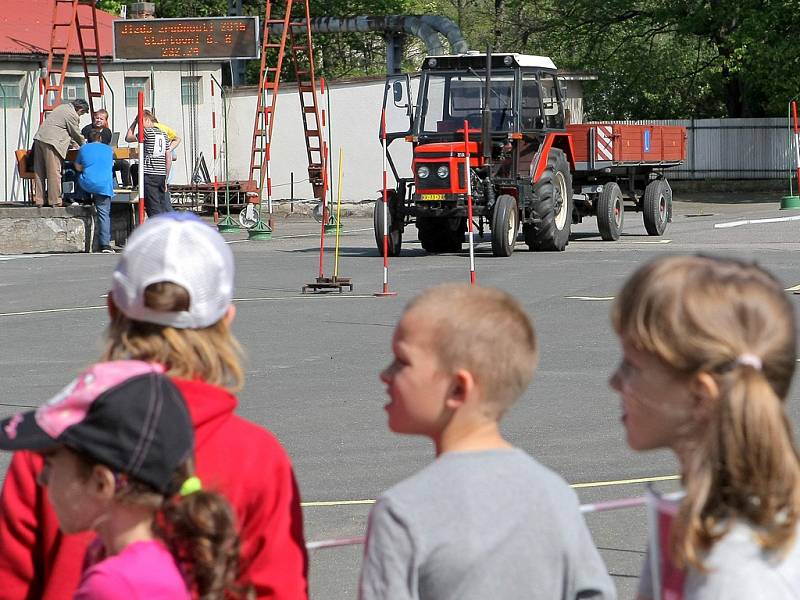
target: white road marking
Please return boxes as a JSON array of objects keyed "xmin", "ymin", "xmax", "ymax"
[
  {"xmin": 714, "ymin": 215, "xmax": 800, "ymax": 229},
  {"xmin": 0, "ymin": 254, "xmax": 56, "ymax": 261},
  {"xmin": 785, "ymin": 284, "xmax": 800, "ymax": 292},
  {"xmin": 623, "ymin": 239, "xmax": 671, "ymax": 244},
  {"xmin": 0, "ymin": 294, "xmax": 377, "ymax": 318},
  {"xmin": 565, "ymin": 296, "xmax": 615, "ymax": 301},
  {"xmin": 225, "ymin": 227, "xmax": 373, "ymax": 244}
]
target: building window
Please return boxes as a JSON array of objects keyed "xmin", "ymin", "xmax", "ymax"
[
  {"xmin": 62, "ymin": 76, "xmax": 87, "ymax": 101},
  {"xmin": 125, "ymin": 77, "xmax": 151, "ymax": 108},
  {"xmin": 0, "ymin": 75, "xmax": 22, "ymax": 108},
  {"xmin": 181, "ymin": 76, "xmax": 202, "ymax": 105}
]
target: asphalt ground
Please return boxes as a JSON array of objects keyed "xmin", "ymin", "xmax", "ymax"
[{"xmin": 2, "ymin": 192, "xmax": 800, "ymax": 599}]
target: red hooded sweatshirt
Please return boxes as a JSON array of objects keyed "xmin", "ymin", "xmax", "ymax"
[{"xmin": 0, "ymin": 378, "xmax": 309, "ymax": 600}]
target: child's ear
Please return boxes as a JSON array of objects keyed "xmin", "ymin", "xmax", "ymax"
[
  {"xmin": 90, "ymin": 465, "xmax": 117, "ymax": 501},
  {"xmin": 445, "ymin": 369, "xmax": 475, "ymax": 410},
  {"xmin": 689, "ymin": 371, "xmax": 720, "ymax": 422}
]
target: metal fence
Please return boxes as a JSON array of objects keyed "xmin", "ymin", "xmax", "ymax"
[{"xmin": 614, "ymin": 118, "xmax": 795, "ymax": 180}]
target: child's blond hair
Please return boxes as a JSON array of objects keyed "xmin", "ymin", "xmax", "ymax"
[
  {"xmin": 611, "ymin": 255, "xmax": 800, "ymax": 569},
  {"xmin": 104, "ymin": 282, "xmax": 244, "ymax": 391},
  {"xmin": 405, "ymin": 283, "xmax": 538, "ymax": 417}
]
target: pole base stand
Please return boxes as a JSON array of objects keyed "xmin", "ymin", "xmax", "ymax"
[
  {"xmin": 780, "ymin": 195, "xmax": 800, "ymax": 210},
  {"xmin": 217, "ymin": 215, "xmax": 239, "ymax": 233},
  {"xmin": 247, "ymin": 220, "xmax": 273, "ymax": 240},
  {"xmin": 374, "ymin": 284, "xmax": 397, "ymax": 297},
  {"xmin": 302, "ymin": 276, "xmax": 353, "ymax": 294}
]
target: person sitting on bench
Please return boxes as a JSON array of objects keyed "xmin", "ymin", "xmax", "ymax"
[{"xmin": 75, "ymin": 130, "xmax": 115, "ymax": 253}]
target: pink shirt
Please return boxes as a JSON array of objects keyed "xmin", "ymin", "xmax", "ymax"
[{"xmin": 74, "ymin": 539, "xmax": 190, "ymax": 600}]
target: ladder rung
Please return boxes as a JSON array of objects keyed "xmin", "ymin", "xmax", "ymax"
[
  {"xmin": 53, "ymin": 22, "xmax": 73, "ymax": 27},
  {"xmin": 298, "ymin": 85, "xmax": 314, "ymax": 92},
  {"xmin": 303, "ymin": 107, "xmax": 317, "ymax": 113}
]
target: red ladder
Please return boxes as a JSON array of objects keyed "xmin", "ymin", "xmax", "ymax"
[
  {"xmin": 247, "ymin": 0, "xmax": 327, "ymax": 204},
  {"xmin": 42, "ymin": 0, "xmax": 105, "ymax": 117}
]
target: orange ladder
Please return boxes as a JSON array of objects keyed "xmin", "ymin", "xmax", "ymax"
[
  {"xmin": 247, "ymin": 0, "xmax": 327, "ymax": 205},
  {"xmin": 42, "ymin": 0, "xmax": 105, "ymax": 117}
]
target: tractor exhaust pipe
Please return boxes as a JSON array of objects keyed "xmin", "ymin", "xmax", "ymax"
[{"xmin": 481, "ymin": 47, "xmax": 492, "ymax": 166}]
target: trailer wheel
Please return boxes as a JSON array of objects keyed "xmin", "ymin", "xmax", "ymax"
[
  {"xmin": 417, "ymin": 217, "xmax": 463, "ymax": 253},
  {"xmin": 491, "ymin": 194, "xmax": 518, "ymax": 257},
  {"xmin": 643, "ymin": 179, "xmax": 671, "ymax": 236},
  {"xmin": 597, "ymin": 182, "xmax": 624, "ymax": 241},
  {"xmin": 528, "ymin": 148, "xmax": 573, "ymax": 251},
  {"xmin": 373, "ymin": 193, "xmax": 402, "ymax": 256}
]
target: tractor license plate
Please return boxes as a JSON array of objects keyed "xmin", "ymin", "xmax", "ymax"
[{"xmin": 420, "ymin": 193, "xmax": 446, "ymax": 201}]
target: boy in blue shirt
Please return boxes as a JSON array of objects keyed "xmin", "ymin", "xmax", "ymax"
[{"xmin": 75, "ymin": 130, "xmax": 115, "ymax": 253}]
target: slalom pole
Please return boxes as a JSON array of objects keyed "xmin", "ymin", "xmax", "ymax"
[
  {"xmin": 781, "ymin": 99, "xmax": 800, "ymax": 210},
  {"xmin": 137, "ymin": 91, "xmax": 145, "ymax": 225},
  {"xmin": 464, "ymin": 119, "xmax": 476, "ymax": 284},
  {"xmin": 374, "ymin": 109, "xmax": 397, "ymax": 297},
  {"xmin": 318, "ymin": 141, "xmax": 329, "ymax": 279},
  {"xmin": 333, "ymin": 148, "xmax": 344, "ymax": 278},
  {"xmin": 210, "ymin": 78, "xmax": 219, "ymax": 223}
]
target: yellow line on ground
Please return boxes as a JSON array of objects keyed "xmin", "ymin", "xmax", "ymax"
[
  {"xmin": 570, "ymin": 474, "xmax": 680, "ymax": 489},
  {"xmin": 300, "ymin": 474, "xmax": 681, "ymax": 507}
]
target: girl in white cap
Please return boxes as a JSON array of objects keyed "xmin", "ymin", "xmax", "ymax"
[
  {"xmin": 609, "ymin": 255, "xmax": 800, "ymax": 599},
  {"xmin": 0, "ymin": 213, "xmax": 307, "ymax": 599}
]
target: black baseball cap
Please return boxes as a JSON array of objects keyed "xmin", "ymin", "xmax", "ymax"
[{"xmin": 0, "ymin": 361, "xmax": 193, "ymax": 495}]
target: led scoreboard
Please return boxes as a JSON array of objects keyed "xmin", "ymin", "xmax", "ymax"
[{"xmin": 113, "ymin": 17, "xmax": 259, "ymax": 62}]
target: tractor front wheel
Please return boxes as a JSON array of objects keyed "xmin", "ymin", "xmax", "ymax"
[
  {"xmin": 373, "ymin": 193, "xmax": 402, "ymax": 256},
  {"xmin": 491, "ymin": 194, "xmax": 518, "ymax": 257}
]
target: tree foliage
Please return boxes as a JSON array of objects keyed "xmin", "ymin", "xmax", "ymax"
[{"xmin": 97, "ymin": 0, "xmax": 799, "ymax": 117}]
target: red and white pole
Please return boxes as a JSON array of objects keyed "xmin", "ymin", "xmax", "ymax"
[
  {"xmin": 792, "ymin": 101, "xmax": 800, "ymax": 193},
  {"xmin": 463, "ymin": 120, "xmax": 476, "ymax": 285},
  {"xmin": 375, "ymin": 110, "xmax": 397, "ymax": 297},
  {"xmin": 317, "ymin": 141, "xmax": 329, "ymax": 280},
  {"xmin": 137, "ymin": 91, "xmax": 145, "ymax": 225},
  {"xmin": 210, "ymin": 79, "xmax": 219, "ymax": 223}
]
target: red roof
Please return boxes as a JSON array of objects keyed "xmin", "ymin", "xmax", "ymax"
[{"xmin": 0, "ymin": 0, "xmax": 117, "ymax": 57}]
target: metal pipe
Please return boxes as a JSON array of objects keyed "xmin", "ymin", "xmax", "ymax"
[
  {"xmin": 1, "ymin": 84, "xmax": 7, "ymax": 202},
  {"xmin": 267, "ymin": 16, "xmax": 470, "ymax": 70}
]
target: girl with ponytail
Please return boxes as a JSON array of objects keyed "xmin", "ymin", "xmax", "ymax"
[
  {"xmin": 609, "ymin": 255, "xmax": 800, "ymax": 599},
  {"xmin": 0, "ymin": 361, "xmax": 247, "ymax": 599}
]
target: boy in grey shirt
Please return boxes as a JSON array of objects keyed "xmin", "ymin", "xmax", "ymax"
[{"xmin": 359, "ymin": 284, "xmax": 616, "ymax": 600}]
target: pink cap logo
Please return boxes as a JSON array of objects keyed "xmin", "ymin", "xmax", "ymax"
[
  {"xmin": 3, "ymin": 414, "xmax": 24, "ymax": 440},
  {"xmin": 35, "ymin": 361, "xmax": 166, "ymax": 439}
]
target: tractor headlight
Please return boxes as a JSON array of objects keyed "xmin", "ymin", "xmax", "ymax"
[
  {"xmin": 436, "ymin": 165, "xmax": 449, "ymax": 179},
  {"xmin": 417, "ymin": 165, "xmax": 430, "ymax": 179}
]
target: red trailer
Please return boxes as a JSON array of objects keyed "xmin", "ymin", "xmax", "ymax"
[{"xmin": 567, "ymin": 123, "xmax": 687, "ymax": 239}]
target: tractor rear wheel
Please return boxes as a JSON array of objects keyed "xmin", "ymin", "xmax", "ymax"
[
  {"xmin": 596, "ymin": 182, "xmax": 624, "ymax": 241},
  {"xmin": 527, "ymin": 148, "xmax": 573, "ymax": 251},
  {"xmin": 373, "ymin": 193, "xmax": 402, "ymax": 256},
  {"xmin": 491, "ymin": 194, "xmax": 518, "ymax": 257},
  {"xmin": 643, "ymin": 179, "xmax": 671, "ymax": 236}
]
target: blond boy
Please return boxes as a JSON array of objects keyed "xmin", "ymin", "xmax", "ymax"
[{"xmin": 359, "ymin": 283, "xmax": 616, "ymax": 600}]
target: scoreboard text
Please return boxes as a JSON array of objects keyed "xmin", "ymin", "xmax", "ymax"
[{"xmin": 113, "ymin": 17, "xmax": 259, "ymax": 62}]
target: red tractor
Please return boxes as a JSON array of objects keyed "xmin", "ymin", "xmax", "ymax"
[{"xmin": 374, "ymin": 52, "xmax": 686, "ymax": 256}]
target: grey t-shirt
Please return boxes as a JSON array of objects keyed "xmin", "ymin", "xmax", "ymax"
[
  {"xmin": 638, "ymin": 521, "xmax": 800, "ymax": 599},
  {"xmin": 359, "ymin": 448, "xmax": 616, "ymax": 600}
]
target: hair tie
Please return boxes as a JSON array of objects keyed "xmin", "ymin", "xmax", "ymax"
[
  {"xmin": 179, "ymin": 476, "xmax": 203, "ymax": 496},
  {"xmin": 736, "ymin": 353, "xmax": 762, "ymax": 371}
]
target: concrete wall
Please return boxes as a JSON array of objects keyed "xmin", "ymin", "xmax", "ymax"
[{"xmin": 1, "ymin": 59, "xmax": 222, "ymax": 202}]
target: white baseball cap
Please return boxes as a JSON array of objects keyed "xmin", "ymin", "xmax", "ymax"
[{"xmin": 111, "ymin": 213, "xmax": 234, "ymax": 328}]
